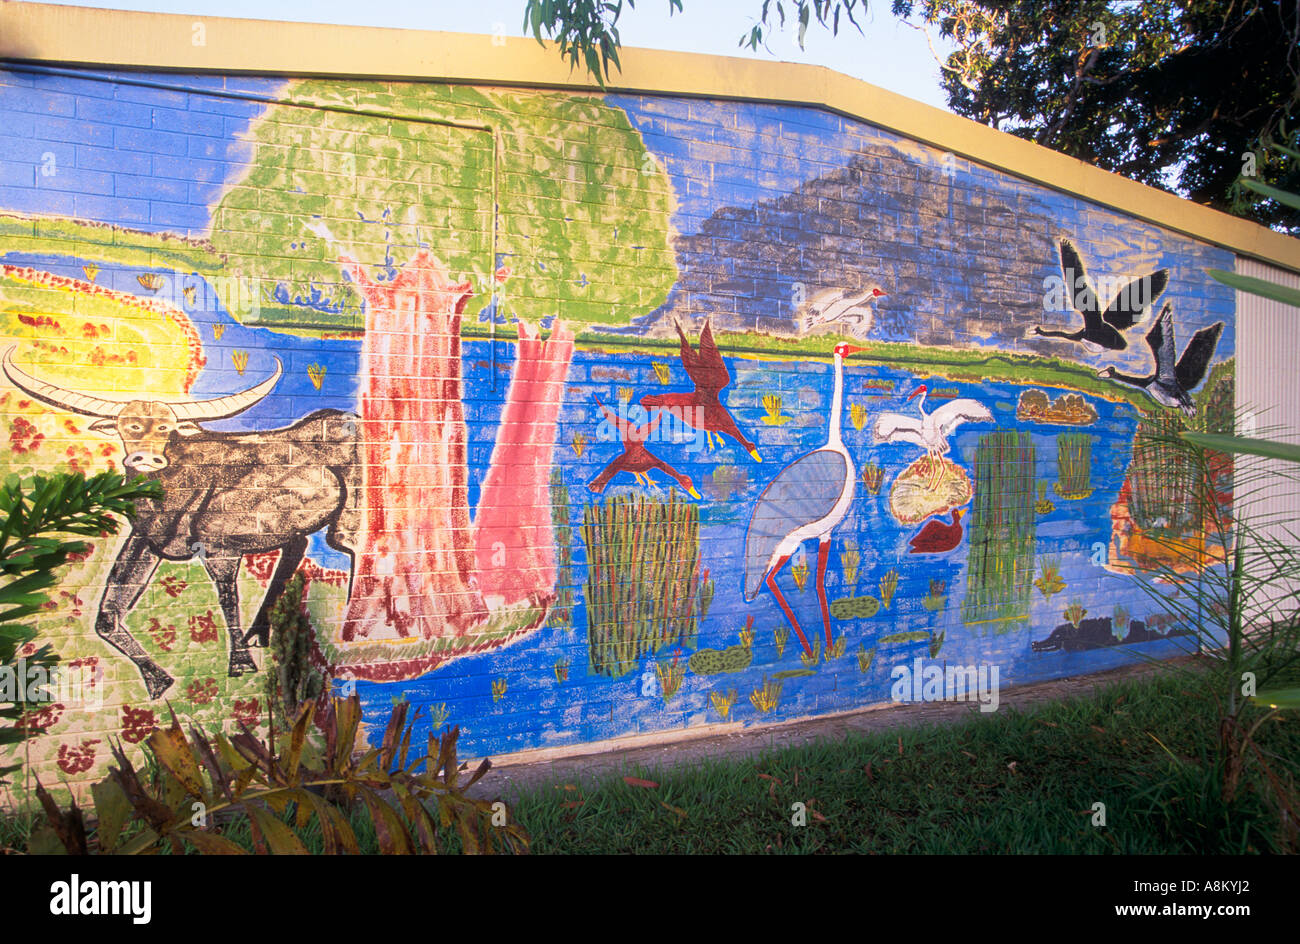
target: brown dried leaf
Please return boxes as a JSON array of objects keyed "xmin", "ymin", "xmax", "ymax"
[
  {"xmin": 183, "ymin": 828, "xmax": 250, "ymax": 855},
  {"xmin": 34, "ymin": 778, "xmax": 86, "ymax": 854},
  {"xmin": 359, "ymin": 785, "xmax": 416, "ymax": 855},
  {"xmin": 248, "ymin": 805, "xmax": 308, "ymax": 855}
]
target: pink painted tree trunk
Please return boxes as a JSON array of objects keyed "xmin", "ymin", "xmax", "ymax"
[
  {"xmin": 472, "ymin": 319, "xmax": 575, "ymax": 606},
  {"xmin": 340, "ymin": 250, "xmax": 487, "ymax": 641}
]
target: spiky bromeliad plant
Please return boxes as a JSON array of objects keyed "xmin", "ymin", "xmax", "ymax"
[
  {"xmin": 30, "ymin": 695, "xmax": 529, "ymax": 855},
  {"xmin": 0, "ymin": 471, "xmax": 160, "ymax": 783}
]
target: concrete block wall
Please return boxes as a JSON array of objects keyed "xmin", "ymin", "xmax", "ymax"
[{"xmin": 0, "ymin": 58, "xmax": 1246, "ymax": 796}]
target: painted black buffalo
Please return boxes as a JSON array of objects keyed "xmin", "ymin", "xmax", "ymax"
[{"xmin": 3, "ymin": 349, "xmax": 358, "ymax": 698}]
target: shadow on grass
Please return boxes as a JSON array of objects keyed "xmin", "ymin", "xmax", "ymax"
[{"xmin": 508, "ymin": 668, "xmax": 1297, "ymax": 854}]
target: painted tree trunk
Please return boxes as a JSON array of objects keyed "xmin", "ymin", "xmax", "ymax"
[
  {"xmin": 340, "ymin": 250, "xmax": 487, "ymax": 641},
  {"xmin": 472, "ymin": 319, "xmax": 575, "ymax": 606}
]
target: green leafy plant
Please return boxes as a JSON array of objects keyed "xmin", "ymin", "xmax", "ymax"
[
  {"xmin": 523, "ymin": 0, "xmax": 684, "ymax": 84},
  {"xmin": 265, "ymin": 573, "xmax": 324, "ymax": 739},
  {"xmin": 0, "ymin": 471, "xmax": 160, "ymax": 783},
  {"xmin": 1135, "ymin": 398, "xmax": 1300, "ymax": 828},
  {"xmin": 30, "ymin": 696, "xmax": 529, "ymax": 855}
]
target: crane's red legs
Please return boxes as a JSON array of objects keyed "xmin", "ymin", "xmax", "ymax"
[
  {"xmin": 817, "ymin": 538, "xmax": 834, "ymax": 649},
  {"xmin": 765, "ymin": 554, "xmax": 814, "ymax": 658}
]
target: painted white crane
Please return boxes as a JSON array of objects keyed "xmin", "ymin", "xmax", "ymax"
[
  {"xmin": 744, "ymin": 341, "xmax": 863, "ymax": 659},
  {"xmin": 800, "ymin": 287, "xmax": 887, "ymax": 339},
  {"xmin": 872, "ymin": 385, "xmax": 993, "ymax": 489}
]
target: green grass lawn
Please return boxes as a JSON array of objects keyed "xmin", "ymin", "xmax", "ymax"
[
  {"xmin": 506, "ymin": 669, "xmax": 1297, "ymax": 854},
  {"xmin": 4, "ymin": 667, "xmax": 1292, "ymax": 854}
]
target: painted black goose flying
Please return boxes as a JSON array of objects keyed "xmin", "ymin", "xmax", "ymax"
[
  {"xmin": 1097, "ymin": 304, "xmax": 1223, "ymax": 417},
  {"xmin": 1033, "ymin": 240, "xmax": 1169, "ymax": 351}
]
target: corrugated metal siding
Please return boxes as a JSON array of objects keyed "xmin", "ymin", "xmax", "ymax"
[{"xmin": 1235, "ymin": 256, "xmax": 1300, "ymax": 623}]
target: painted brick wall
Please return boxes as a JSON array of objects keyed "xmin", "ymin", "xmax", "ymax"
[{"xmin": 0, "ymin": 65, "xmax": 1236, "ymax": 797}]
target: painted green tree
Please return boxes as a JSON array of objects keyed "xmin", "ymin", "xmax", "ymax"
[{"xmin": 212, "ymin": 81, "xmax": 677, "ymax": 329}]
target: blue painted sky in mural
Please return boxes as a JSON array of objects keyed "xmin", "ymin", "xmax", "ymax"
[{"xmin": 0, "ymin": 69, "xmax": 285, "ymax": 235}]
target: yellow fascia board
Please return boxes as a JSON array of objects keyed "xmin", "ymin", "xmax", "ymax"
[{"xmin": 1, "ymin": 1, "xmax": 1298, "ymax": 274}]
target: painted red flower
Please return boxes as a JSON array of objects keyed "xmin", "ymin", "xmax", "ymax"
[
  {"xmin": 186, "ymin": 678, "xmax": 218, "ymax": 705},
  {"xmin": 121, "ymin": 705, "xmax": 158, "ymax": 744},
  {"xmin": 243, "ymin": 550, "xmax": 279, "ymax": 583},
  {"xmin": 146, "ymin": 617, "xmax": 176, "ymax": 652},
  {"xmin": 189, "ymin": 610, "xmax": 218, "ymax": 644},
  {"xmin": 8, "ymin": 416, "xmax": 44, "ymax": 454},
  {"xmin": 17, "ymin": 702, "xmax": 64, "ymax": 732},
  {"xmin": 57, "ymin": 739, "xmax": 100, "ymax": 775},
  {"xmin": 232, "ymin": 698, "xmax": 260, "ymax": 727},
  {"xmin": 67, "ymin": 656, "xmax": 101, "ymax": 691}
]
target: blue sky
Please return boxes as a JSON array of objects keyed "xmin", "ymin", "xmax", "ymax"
[{"xmin": 34, "ymin": 0, "xmax": 957, "ymax": 109}]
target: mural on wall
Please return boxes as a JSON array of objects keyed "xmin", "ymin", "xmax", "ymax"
[{"xmin": 0, "ymin": 68, "xmax": 1237, "ymax": 793}]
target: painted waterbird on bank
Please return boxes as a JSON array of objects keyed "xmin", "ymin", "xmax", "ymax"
[{"xmin": 744, "ymin": 342, "xmax": 861, "ymax": 659}]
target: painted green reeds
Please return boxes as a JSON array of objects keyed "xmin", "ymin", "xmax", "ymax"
[
  {"xmin": 962, "ymin": 430, "xmax": 1036, "ymax": 630},
  {"xmin": 800, "ymin": 639, "xmax": 822, "ymax": 668},
  {"xmin": 862, "ymin": 463, "xmax": 884, "ymax": 495},
  {"xmin": 1063, "ymin": 599, "xmax": 1087, "ymax": 628},
  {"xmin": 1034, "ymin": 555, "xmax": 1066, "ymax": 600},
  {"xmin": 879, "ymin": 568, "xmax": 899, "ymax": 609},
  {"xmin": 850, "ymin": 402, "xmax": 868, "ymax": 431},
  {"xmin": 791, "ymin": 558, "xmax": 810, "ymax": 592},
  {"xmin": 1113, "ymin": 604, "xmax": 1130, "ymax": 640},
  {"xmin": 709, "ymin": 688, "xmax": 738, "ymax": 720},
  {"xmin": 856, "ymin": 645, "xmax": 876, "ymax": 673},
  {"xmin": 554, "ymin": 657, "xmax": 570, "ymax": 683},
  {"xmin": 656, "ymin": 649, "xmax": 687, "ymax": 705},
  {"xmin": 922, "ymin": 578, "xmax": 947, "ymax": 612},
  {"xmin": 492, "ymin": 678, "xmax": 508, "ymax": 703},
  {"xmin": 773, "ymin": 626, "xmax": 789, "ymax": 659},
  {"xmin": 549, "ymin": 468, "xmax": 575, "ymax": 633},
  {"xmin": 698, "ymin": 569, "xmax": 715, "ymax": 620},
  {"xmin": 1130, "ymin": 412, "xmax": 1200, "ymax": 533},
  {"xmin": 428, "ymin": 703, "xmax": 449, "ymax": 730},
  {"xmin": 582, "ymin": 492, "xmax": 702, "ymax": 678},
  {"xmin": 841, "ymin": 540, "xmax": 860, "ymax": 588},
  {"xmin": 738, "ymin": 614, "xmax": 755, "ymax": 650},
  {"xmin": 1055, "ymin": 433, "xmax": 1095, "ymax": 499},
  {"xmin": 1035, "ymin": 481, "xmax": 1055, "ymax": 515},
  {"xmin": 750, "ymin": 675, "xmax": 783, "ymax": 714}
]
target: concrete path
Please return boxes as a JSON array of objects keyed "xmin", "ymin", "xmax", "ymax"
[{"xmin": 470, "ymin": 659, "xmax": 1185, "ymax": 803}]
